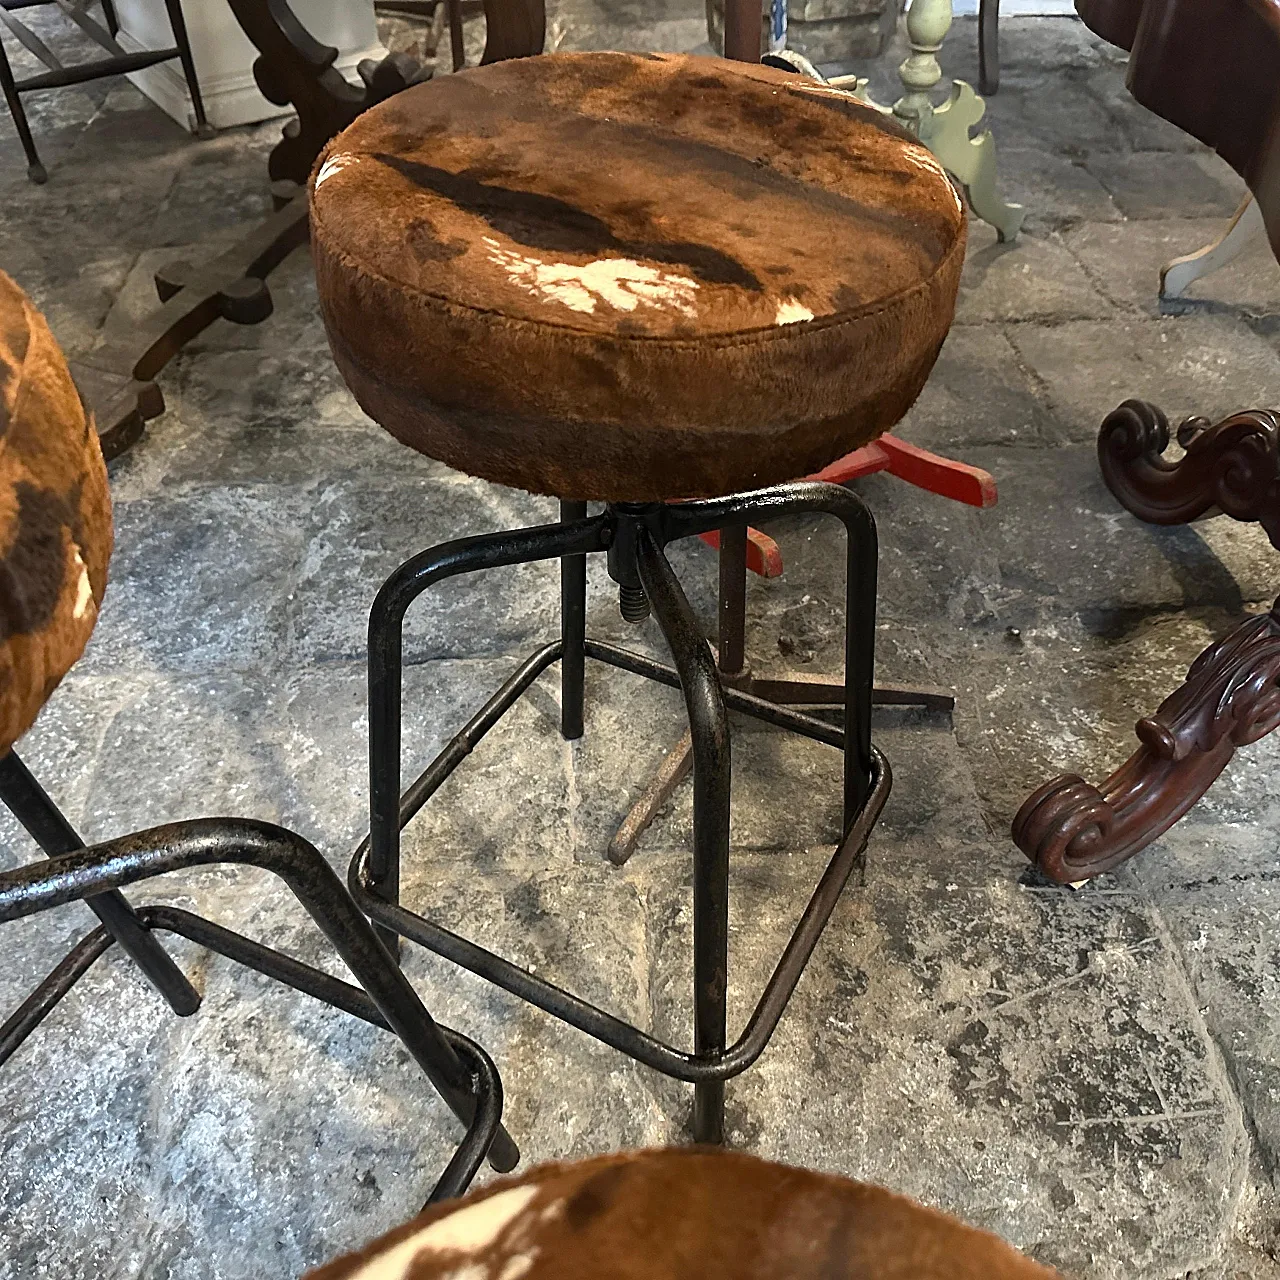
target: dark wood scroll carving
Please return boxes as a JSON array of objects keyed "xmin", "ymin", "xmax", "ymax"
[
  {"xmin": 1013, "ymin": 397, "xmax": 1280, "ymax": 883},
  {"xmin": 1074, "ymin": 0, "xmax": 1280, "ymax": 261},
  {"xmin": 89, "ymin": 0, "xmax": 545, "ymax": 457},
  {"xmin": 80, "ymin": 185, "xmax": 310, "ymax": 459},
  {"xmin": 84, "ymin": 0, "xmax": 427, "ymax": 454},
  {"xmin": 1014, "ymin": 598, "xmax": 1280, "ymax": 882},
  {"xmin": 225, "ymin": 0, "xmax": 431, "ymax": 185},
  {"xmin": 1098, "ymin": 399, "xmax": 1280, "ymax": 550}
]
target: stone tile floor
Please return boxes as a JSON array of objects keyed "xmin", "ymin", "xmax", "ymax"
[{"xmin": 2, "ymin": 8, "xmax": 1280, "ymax": 1279}]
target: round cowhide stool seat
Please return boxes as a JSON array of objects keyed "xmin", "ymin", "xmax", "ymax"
[
  {"xmin": 308, "ymin": 1149, "xmax": 1056, "ymax": 1280},
  {"xmin": 0, "ymin": 269, "xmax": 111, "ymax": 755},
  {"xmin": 310, "ymin": 50, "xmax": 965, "ymax": 500}
]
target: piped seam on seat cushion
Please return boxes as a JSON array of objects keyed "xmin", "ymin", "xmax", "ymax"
[{"xmin": 309, "ymin": 212, "xmax": 967, "ymax": 351}]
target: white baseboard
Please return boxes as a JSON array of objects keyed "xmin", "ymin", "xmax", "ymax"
[
  {"xmin": 114, "ymin": 29, "xmax": 390, "ymax": 131},
  {"xmin": 951, "ymin": 1, "xmax": 1079, "ymax": 12}
]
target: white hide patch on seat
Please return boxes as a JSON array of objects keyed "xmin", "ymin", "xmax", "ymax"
[
  {"xmin": 482, "ymin": 238, "xmax": 700, "ymax": 318},
  {"xmin": 347, "ymin": 1185, "xmax": 541, "ymax": 1280},
  {"xmin": 315, "ymin": 153, "xmax": 361, "ymax": 189},
  {"xmin": 70, "ymin": 547, "xmax": 94, "ymax": 621},
  {"xmin": 775, "ymin": 298, "xmax": 815, "ymax": 324}
]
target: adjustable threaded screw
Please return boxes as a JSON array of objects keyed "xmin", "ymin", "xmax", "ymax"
[{"xmin": 618, "ymin": 583, "xmax": 650, "ymax": 624}]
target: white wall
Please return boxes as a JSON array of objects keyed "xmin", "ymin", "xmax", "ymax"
[{"xmin": 111, "ymin": 0, "xmax": 387, "ymax": 130}]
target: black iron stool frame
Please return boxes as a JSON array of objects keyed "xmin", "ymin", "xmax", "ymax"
[
  {"xmin": 349, "ymin": 479, "xmax": 892, "ymax": 1145},
  {"xmin": 0, "ymin": 750, "xmax": 518, "ymax": 1205}
]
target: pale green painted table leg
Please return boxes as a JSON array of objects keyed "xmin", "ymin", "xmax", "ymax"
[{"xmin": 892, "ymin": 0, "xmax": 1025, "ymax": 243}]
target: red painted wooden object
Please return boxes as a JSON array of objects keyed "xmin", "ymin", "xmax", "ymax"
[{"xmin": 697, "ymin": 434, "xmax": 998, "ymax": 577}]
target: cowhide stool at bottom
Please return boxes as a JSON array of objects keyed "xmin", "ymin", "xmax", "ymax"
[
  {"xmin": 0, "ymin": 269, "xmax": 518, "ymax": 1212},
  {"xmin": 312, "ymin": 51, "xmax": 966, "ymax": 1144},
  {"xmin": 307, "ymin": 1149, "xmax": 1057, "ymax": 1280}
]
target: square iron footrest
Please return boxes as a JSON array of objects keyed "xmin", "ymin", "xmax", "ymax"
[{"xmin": 349, "ymin": 636, "xmax": 889, "ymax": 1091}]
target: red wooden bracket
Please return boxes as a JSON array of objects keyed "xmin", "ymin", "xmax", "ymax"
[
  {"xmin": 696, "ymin": 434, "xmax": 998, "ymax": 577},
  {"xmin": 698, "ymin": 526, "xmax": 785, "ymax": 578}
]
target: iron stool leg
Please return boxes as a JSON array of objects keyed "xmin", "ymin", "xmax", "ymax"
[
  {"xmin": 0, "ymin": 810, "xmax": 518, "ymax": 1197},
  {"xmin": 0, "ymin": 751, "xmax": 199, "ymax": 1015},
  {"xmin": 352, "ymin": 484, "xmax": 884, "ymax": 1145}
]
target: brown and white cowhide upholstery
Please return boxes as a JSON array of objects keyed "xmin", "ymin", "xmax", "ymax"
[
  {"xmin": 310, "ymin": 52, "xmax": 966, "ymax": 502},
  {"xmin": 307, "ymin": 1149, "xmax": 1057, "ymax": 1280},
  {"xmin": 0, "ymin": 270, "xmax": 111, "ymax": 756}
]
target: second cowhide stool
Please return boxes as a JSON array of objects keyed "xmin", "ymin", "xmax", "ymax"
[
  {"xmin": 0, "ymin": 268, "xmax": 516, "ymax": 1225},
  {"xmin": 312, "ymin": 51, "xmax": 966, "ymax": 1144},
  {"xmin": 307, "ymin": 1148, "xmax": 1057, "ymax": 1280}
]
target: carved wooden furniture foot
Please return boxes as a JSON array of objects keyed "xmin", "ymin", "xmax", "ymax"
[
  {"xmin": 1014, "ymin": 597, "xmax": 1280, "ymax": 883},
  {"xmin": 1161, "ymin": 195, "xmax": 1269, "ymax": 301},
  {"xmin": 78, "ymin": 186, "xmax": 309, "ymax": 459},
  {"xmin": 1097, "ymin": 398, "xmax": 1280, "ymax": 545},
  {"xmin": 75, "ymin": 0, "xmax": 432, "ymax": 458},
  {"xmin": 1014, "ymin": 398, "xmax": 1280, "ymax": 883},
  {"xmin": 79, "ymin": 0, "xmax": 545, "ymax": 459}
]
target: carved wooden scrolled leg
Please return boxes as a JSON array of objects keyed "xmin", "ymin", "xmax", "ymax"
[
  {"xmin": 1016, "ymin": 395, "xmax": 1280, "ymax": 882},
  {"xmin": 1097, "ymin": 399, "xmax": 1280, "ymax": 548},
  {"xmin": 1014, "ymin": 598, "xmax": 1280, "ymax": 882}
]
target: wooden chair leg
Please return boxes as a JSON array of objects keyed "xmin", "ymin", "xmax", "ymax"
[{"xmin": 0, "ymin": 34, "xmax": 45, "ymax": 181}]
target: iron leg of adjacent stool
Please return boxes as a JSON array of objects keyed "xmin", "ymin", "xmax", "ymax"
[
  {"xmin": 637, "ymin": 529, "xmax": 731, "ymax": 1144},
  {"xmin": 0, "ymin": 750, "xmax": 200, "ymax": 1016},
  {"xmin": 664, "ymin": 481, "xmax": 879, "ymax": 826},
  {"xmin": 609, "ymin": 498, "xmax": 925, "ymax": 867},
  {"xmin": 838, "ymin": 500, "xmax": 876, "ymax": 829},
  {"xmin": 427, "ymin": 1032, "xmax": 505, "ymax": 1203},
  {"xmin": 0, "ymin": 817, "xmax": 518, "ymax": 1175},
  {"xmin": 561, "ymin": 500, "xmax": 588, "ymax": 741},
  {"xmin": 717, "ymin": 522, "xmax": 748, "ymax": 679}
]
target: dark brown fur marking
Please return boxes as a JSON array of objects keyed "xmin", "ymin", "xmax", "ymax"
[
  {"xmin": 307, "ymin": 1149, "xmax": 1061, "ymax": 1280},
  {"xmin": 0, "ymin": 269, "xmax": 112, "ymax": 755},
  {"xmin": 372, "ymin": 153, "xmax": 763, "ymax": 289}
]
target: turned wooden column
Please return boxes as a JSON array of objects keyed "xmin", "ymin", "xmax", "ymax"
[
  {"xmin": 893, "ymin": 0, "xmax": 952, "ymax": 131},
  {"xmin": 890, "ymin": 0, "xmax": 1024, "ymax": 241}
]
